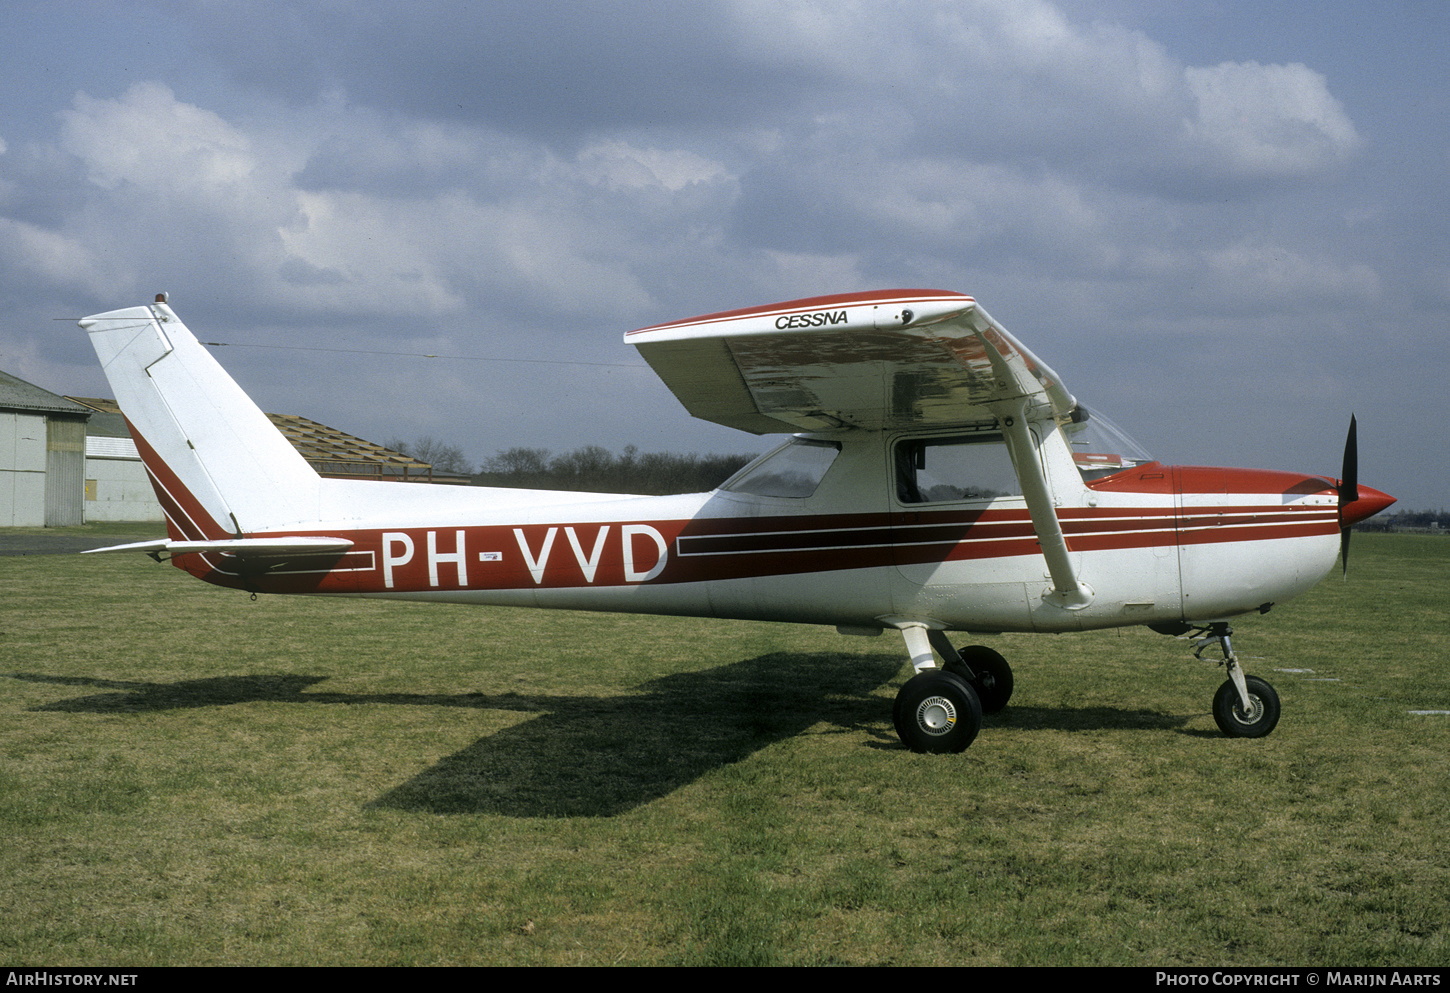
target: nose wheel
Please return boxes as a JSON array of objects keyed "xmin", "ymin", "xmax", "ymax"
[
  {"xmin": 1212, "ymin": 675, "xmax": 1280, "ymax": 738},
  {"xmin": 1192, "ymin": 622, "xmax": 1281, "ymax": 739}
]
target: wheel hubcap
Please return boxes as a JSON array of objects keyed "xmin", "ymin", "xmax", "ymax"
[
  {"xmin": 916, "ymin": 695, "xmax": 957, "ymax": 735},
  {"xmin": 1233, "ymin": 694, "xmax": 1264, "ymax": 725}
]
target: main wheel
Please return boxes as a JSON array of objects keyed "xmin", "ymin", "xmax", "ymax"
[
  {"xmin": 947, "ymin": 645, "xmax": 1014, "ymax": 715},
  {"xmin": 893, "ymin": 670, "xmax": 983, "ymax": 753},
  {"xmin": 1213, "ymin": 676, "xmax": 1281, "ymax": 738}
]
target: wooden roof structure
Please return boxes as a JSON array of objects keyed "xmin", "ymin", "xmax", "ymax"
[{"xmin": 67, "ymin": 398, "xmax": 453, "ymax": 483}]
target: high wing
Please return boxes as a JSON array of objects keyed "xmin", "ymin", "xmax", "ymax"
[
  {"xmin": 628, "ymin": 289, "xmax": 1091, "ymax": 607},
  {"xmin": 625, "ymin": 289, "xmax": 1076, "ymax": 434}
]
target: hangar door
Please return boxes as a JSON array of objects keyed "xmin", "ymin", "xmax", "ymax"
[{"xmin": 45, "ymin": 417, "xmax": 85, "ymax": 526}]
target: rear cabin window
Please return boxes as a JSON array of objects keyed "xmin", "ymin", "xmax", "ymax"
[
  {"xmin": 895, "ymin": 434, "xmax": 1021, "ymax": 504},
  {"xmin": 723, "ymin": 438, "xmax": 841, "ymax": 498}
]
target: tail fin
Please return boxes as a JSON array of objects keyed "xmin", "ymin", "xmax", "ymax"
[{"xmin": 80, "ymin": 300, "xmax": 321, "ymax": 539}]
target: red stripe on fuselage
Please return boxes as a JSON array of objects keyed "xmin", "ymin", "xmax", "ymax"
[{"xmin": 189, "ymin": 496, "xmax": 1337, "ymax": 596}]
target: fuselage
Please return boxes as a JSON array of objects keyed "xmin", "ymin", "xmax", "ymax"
[{"xmin": 168, "ymin": 425, "xmax": 1391, "ymax": 635}]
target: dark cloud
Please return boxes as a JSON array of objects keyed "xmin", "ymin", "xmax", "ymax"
[{"xmin": 176, "ymin": 1, "xmax": 826, "ymax": 145}]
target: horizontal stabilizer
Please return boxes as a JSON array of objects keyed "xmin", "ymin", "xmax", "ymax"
[{"xmin": 82, "ymin": 536, "xmax": 354, "ymax": 557}]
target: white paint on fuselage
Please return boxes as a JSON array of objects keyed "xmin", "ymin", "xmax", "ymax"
[{"xmin": 320, "ymin": 422, "xmax": 1341, "ymax": 634}]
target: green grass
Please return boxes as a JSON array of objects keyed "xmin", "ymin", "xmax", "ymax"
[{"xmin": 2, "ymin": 530, "xmax": 1447, "ymax": 965}]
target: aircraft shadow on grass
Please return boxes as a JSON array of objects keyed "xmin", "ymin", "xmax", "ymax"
[
  {"xmin": 10, "ymin": 653, "xmax": 895, "ymax": 816},
  {"xmin": 7, "ymin": 657, "xmax": 1195, "ymax": 817}
]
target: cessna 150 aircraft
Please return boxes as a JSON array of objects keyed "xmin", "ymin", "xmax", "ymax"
[{"xmin": 80, "ymin": 289, "xmax": 1394, "ymax": 753}]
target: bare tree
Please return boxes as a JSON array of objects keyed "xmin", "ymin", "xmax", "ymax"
[{"xmin": 386, "ymin": 435, "xmax": 474, "ymax": 475}]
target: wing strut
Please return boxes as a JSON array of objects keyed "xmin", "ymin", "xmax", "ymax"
[{"xmin": 995, "ymin": 400, "xmax": 1092, "ymax": 610}]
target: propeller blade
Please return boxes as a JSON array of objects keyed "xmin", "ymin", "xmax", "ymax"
[
  {"xmin": 1340, "ymin": 414, "xmax": 1359, "ymax": 505},
  {"xmin": 1338, "ymin": 415, "xmax": 1358, "ymax": 578}
]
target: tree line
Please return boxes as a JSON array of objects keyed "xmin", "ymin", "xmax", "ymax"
[
  {"xmin": 387, "ymin": 436, "xmax": 758, "ymax": 494},
  {"xmin": 475, "ymin": 444, "xmax": 757, "ymax": 495},
  {"xmin": 1357, "ymin": 508, "xmax": 1450, "ymax": 531}
]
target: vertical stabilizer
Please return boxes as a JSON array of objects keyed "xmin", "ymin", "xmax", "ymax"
[{"xmin": 80, "ymin": 301, "xmax": 321, "ymax": 538}]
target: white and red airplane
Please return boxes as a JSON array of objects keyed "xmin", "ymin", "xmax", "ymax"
[{"xmin": 79, "ymin": 289, "xmax": 1394, "ymax": 752}]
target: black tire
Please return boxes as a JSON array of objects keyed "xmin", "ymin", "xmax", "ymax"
[
  {"xmin": 1213, "ymin": 676, "xmax": 1281, "ymax": 738},
  {"xmin": 947, "ymin": 645, "xmax": 1014, "ymax": 715},
  {"xmin": 893, "ymin": 670, "xmax": 983, "ymax": 753}
]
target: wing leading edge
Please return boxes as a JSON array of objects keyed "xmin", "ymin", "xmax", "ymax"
[{"xmin": 626, "ymin": 289, "xmax": 1076, "ymax": 434}]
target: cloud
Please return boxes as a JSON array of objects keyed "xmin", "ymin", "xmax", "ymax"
[
  {"xmin": 1182, "ymin": 61, "xmax": 1359, "ymax": 178},
  {"xmin": 38, "ymin": 81, "xmax": 740, "ymax": 327},
  {"xmin": 0, "ymin": 216, "xmax": 124, "ymax": 297},
  {"xmin": 32, "ymin": 48, "xmax": 1366, "ymax": 339},
  {"xmin": 722, "ymin": 2, "xmax": 1358, "ymax": 196},
  {"xmin": 575, "ymin": 141, "xmax": 733, "ymax": 193},
  {"xmin": 60, "ymin": 81, "xmax": 256, "ymax": 193},
  {"xmin": 178, "ymin": 1, "xmax": 825, "ymax": 140},
  {"xmin": 19, "ymin": 6, "xmax": 1370, "ymax": 325},
  {"xmin": 1200, "ymin": 238, "xmax": 1382, "ymax": 311}
]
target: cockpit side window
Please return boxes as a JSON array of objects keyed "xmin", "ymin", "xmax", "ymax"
[
  {"xmin": 722, "ymin": 438, "xmax": 841, "ymax": 498},
  {"xmin": 895, "ymin": 434, "xmax": 1021, "ymax": 504}
]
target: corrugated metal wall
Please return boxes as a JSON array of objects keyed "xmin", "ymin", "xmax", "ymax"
[
  {"xmin": 0, "ymin": 410, "xmax": 47, "ymax": 526},
  {"xmin": 83, "ymin": 435, "xmax": 165, "ymax": 522},
  {"xmin": 44, "ymin": 417, "xmax": 86, "ymax": 527}
]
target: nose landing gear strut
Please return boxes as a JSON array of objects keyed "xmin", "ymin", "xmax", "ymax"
[{"xmin": 1192, "ymin": 622, "xmax": 1281, "ymax": 738}]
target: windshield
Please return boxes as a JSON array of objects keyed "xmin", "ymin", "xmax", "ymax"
[{"xmin": 1061, "ymin": 406, "xmax": 1155, "ymax": 482}]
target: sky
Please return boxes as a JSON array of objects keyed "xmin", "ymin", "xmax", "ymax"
[{"xmin": 0, "ymin": 0, "xmax": 1444, "ymax": 510}]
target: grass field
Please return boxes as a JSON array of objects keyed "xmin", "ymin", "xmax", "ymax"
[{"xmin": 2, "ymin": 529, "xmax": 1447, "ymax": 965}]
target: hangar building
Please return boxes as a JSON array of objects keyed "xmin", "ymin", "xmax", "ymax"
[
  {"xmin": 65, "ymin": 398, "xmax": 445, "ymax": 524},
  {"xmin": 2, "ymin": 369, "xmax": 445, "ymax": 526},
  {"xmin": 0, "ymin": 370, "xmax": 91, "ymax": 527}
]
